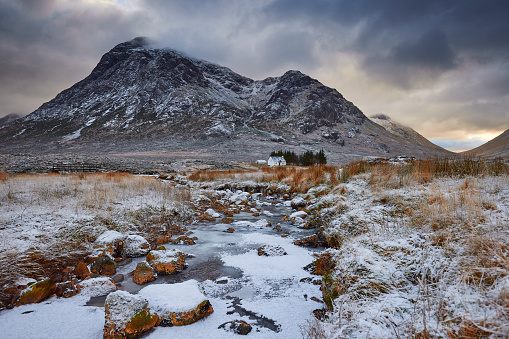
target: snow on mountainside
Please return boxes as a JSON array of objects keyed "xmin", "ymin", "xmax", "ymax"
[
  {"xmin": 370, "ymin": 114, "xmax": 447, "ymax": 151},
  {"xmin": 0, "ymin": 37, "xmax": 454, "ymax": 163},
  {"xmin": 462, "ymin": 129, "xmax": 509, "ymax": 158},
  {"xmin": 0, "ymin": 113, "xmax": 21, "ymax": 126}
]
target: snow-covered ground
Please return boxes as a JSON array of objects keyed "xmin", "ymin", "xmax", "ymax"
[
  {"xmin": 0, "ymin": 172, "xmax": 322, "ymax": 338},
  {"xmin": 311, "ymin": 174, "xmax": 509, "ymax": 338},
  {"xmin": 1, "ymin": 169, "xmax": 508, "ymax": 338}
]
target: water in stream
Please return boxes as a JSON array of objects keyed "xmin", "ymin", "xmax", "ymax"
[{"xmin": 88, "ymin": 195, "xmax": 325, "ymax": 337}]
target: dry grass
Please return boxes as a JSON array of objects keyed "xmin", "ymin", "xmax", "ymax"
[
  {"xmin": 342, "ymin": 158, "xmax": 509, "ymax": 188},
  {"xmin": 188, "ymin": 165, "xmax": 340, "ymax": 193},
  {"xmin": 0, "ymin": 172, "xmax": 194, "ymax": 306}
]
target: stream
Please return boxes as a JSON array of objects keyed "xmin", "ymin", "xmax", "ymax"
[{"xmin": 90, "ymin": 194, "xmax": 325, "ymax": 337}]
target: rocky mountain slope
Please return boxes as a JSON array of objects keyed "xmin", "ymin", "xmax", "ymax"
[
  {"xmin": 370, "ymin": 114, "xmax": 447, "ymax": 151},
  {"xmin": 0, "ymin": 113, "xmax": 21, "ymax": 127},
  {"xmin": 462, "ymin": 129, "xmax": 509, "ymax": 158},
  {"xmin": 0, "ymin": 37, "xmax": 454, "ymax": 164}
]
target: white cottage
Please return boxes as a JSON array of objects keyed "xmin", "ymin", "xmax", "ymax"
[{"xmin": 267, "ymin": 156, "xmax": 286, "ymax": 166}]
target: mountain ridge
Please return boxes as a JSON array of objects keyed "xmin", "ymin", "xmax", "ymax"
[
  {"xmin": 0, "ymin": 37, "xmax": 454, "ymax": 164},
  {"xmin": 462, "ymin": 129, "xmax": 509, "ymax": 158}
]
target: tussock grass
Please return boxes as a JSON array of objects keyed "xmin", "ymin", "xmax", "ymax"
[
  {"xmin": 0, "ymin": 172, "xmax": 194, "ymax": 306},
  {"xmin": 189, "ymin": 165, "xmax": 340, "ymax": 193},
  {"xmin": 310, "ymin": 161, "xmax": 509, "ymax": 337}
]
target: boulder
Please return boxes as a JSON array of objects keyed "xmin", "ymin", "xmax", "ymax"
[
  {"xmin": 94, "ymin": 230, "xmax": 125, "ymax": 258},
  {"xmin": 73, "ymin": 262, "xmax": 90, "ymax": 280},
  {"xmin": 138, "ymin": 280, "xmax": 213, "ymax": 327},
  {"xmin": 290, "ymin": 196, "xmax": 307, "ymax": 209},
  {"xmin": 55, "ymin": 281, "xmax": 77, "ymax": 298},
  {"xmin": 104, "ymin": 291, "xmax": 159, "ymax": 339},
  {"xmin": 257, "ymin": 245, "xmax": 287, "ymax": 256},
  {"xmin": 123, "ymin": 235, "xmax": 150, "ymax": 257},
  {"xmin": 90, "ymin": 255, "xmax": 117, "ymax": 276},
  {"xmin": 146, "ymin": 250, "xmax": 188, "ymax": 275},
  {"xmin": 294, "ymin": 235, "xmax": 326, "ymax": 248},
  {"xmin": 77, "ymin": 277, "xmax": 117, "ymax": 297},
  {"xmin": 205, "ymin": 208, "xmax": 220, "ymax": 218},
  {"xmin": 218, "ymin": 320, "xmax": 252, "ymax": 335},
  {"xmin": 170, "ymin": 236, "xmax": 195, "ymax": 245},
  {"xmin": 289, "ymin": 211, "xmax": 309, "ymax": 219},
  {"xmin": 133, "ymin": 262, "xmax": 157, "ymax": 285},
  {"xmin": 15, "ymin": 278, "xmax": 56, "ymax": 306},
  {"xmin": 224, "ymin": 227, "xmax": 235, "ymax": 233}
]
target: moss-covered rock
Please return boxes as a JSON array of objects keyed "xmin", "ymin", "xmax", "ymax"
[
  {"xmin": 138, "ymin": 280, "xmax": 213, "ymax": 327},
  {"xmin": 15, "ymin": 278, "xmax": 56, "ymax": 306},
  {"xmin": 104, "ymin": 291, "xmax": 158, "ymax": 339},
  {"xmin": 146, "ymin": 250, "xmax": 187, "ymax": 275},
  {"xmin": 90, "ymin": 255, "xmax": 117, "ymax": 276},
  {"xmin": 133, "ymin": 262, "xmax": 157, "ymax": 285},
  {"xmin": 73, "ymin": 261, "xmax": 90, "ymax": 280}
]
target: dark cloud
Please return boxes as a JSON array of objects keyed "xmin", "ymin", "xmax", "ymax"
[{"xmin": 0, "ymin": 0, "xmax": 508, "ymax": 149}]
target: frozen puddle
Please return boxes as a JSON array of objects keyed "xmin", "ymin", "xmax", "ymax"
[{"xmin": 0, "ymin": 201, "xmax": 323, "ymax": 338}]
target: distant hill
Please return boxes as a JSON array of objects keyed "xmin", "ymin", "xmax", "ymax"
[
  {"xmin": 0, "ymin": 37, "xmax": 454, "ymax": 164},
  {"xmin": 0, "ymin": 113, "xmax": 21, "ymax": 126},
  {"xmin": 462, "ymin": 129, "xmax": 509, "ymax": 158}
]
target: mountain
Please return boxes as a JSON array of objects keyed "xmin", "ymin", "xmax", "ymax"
[
  {"xmin": 0, "ymin": 113, "xmax": 21, "ymax": 126},
  {"xmin": 0, "ymin": 37, "xmax": 454, "ymax": 164},
  {"xmin": 462, "ymin": 129, "xmax": 509, "ymax": 158},
  {"xmin": 370, "ymin": 114, "xmax": 447, "ymax": 151}
]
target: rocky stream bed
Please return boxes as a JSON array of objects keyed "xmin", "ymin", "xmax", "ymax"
[{"xmin": 0, "ymin": 188, "xmax": 326, "ymax": 338}]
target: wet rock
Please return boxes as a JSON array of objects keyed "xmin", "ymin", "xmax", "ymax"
[
  {"xmin": 154, "ymin": 234, "xmax": 172, "ymax": 245},
  {"xmin": 146, "ymin": 250, "xmax": 188, "ymax": 275},
  {"xmin": 73, "ymin": 262, "xmax": 90, "ymax": 280},
  {"xmin": 112, "ymin": 274, "xmax": 124, "ymax": 284},
  {"xmin": 223, "ymin": 210, "xmax": 234, "ymax": 217},
  {"xmin": 133, "ymin": 262, "xmax": 157, "ymax": 285},
  {"xmin": 257, "ymin": 245, "xmax": 287, "ymax": 256},
  {"xmin": 170, "ymin": 236, "xmax": 196, "ymax": 245},
  {"xmin": 90, "ymin": 255, "xmax": 117, "ymax": 276},
  {"xmin": 123, "ymin": 235, "xmax": 150, "ymax": 257},
  {"xmin": 3, "ymin": 286, "xmax": 25, "ymax": 309},
  {"xmin": 15, "ymin": 278, "xmax": 56, "ymax": 306},
  {"xmin": 294, "ymin": 235, "xmax": 326, "ymax": 248},
  {"xmin": 221, "ymin": 217, "xmax": 233, "ymax": 224},
  {"xmin": 138, "ymin": 280, "xmax": 213, "ymax": 327},
  {"xmin": 274, "ymin": 224, "xmax": 282, "ymax": 232},
  {"xmin": 55, "ymin": 281, "xmax": 77, "ymax": 298},
  {"xmin": 224, "ymin": 227, "xmax": 235, "ymax": 233},
  {"xmin": 104, "ymin": 291, "xmax": 159, "ymax": 339},
  {"xmin": 94, "ymin": 230, "xmax": 125, "ymax": 258},
  {"xmin": 219, "ymin": 320, "xmax": 252, "ymax": 335}
]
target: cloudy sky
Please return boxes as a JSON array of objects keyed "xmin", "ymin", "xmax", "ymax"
[{"xmin": 1, "ymin": 0, "xmax": 508, "ymax": 151}]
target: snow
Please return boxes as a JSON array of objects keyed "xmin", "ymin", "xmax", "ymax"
[
  {"xmin": 289, "ymin": 210, "xmax": 308, "ymax": 219},
  {"xmin": 95, "ymin": 230, "xmax": 124, "ymax": 245},
  {"xmin": 78, "ymin": 277, "xmax": 117, "ymax": 297},
  {"xmin": 205, "ymin": 208, "xmax": 220, "ymax": 218},
  {"xmin": 62, "ymin": 127, "xmax": 84, "ymax": 140},
  {"xmin": 105, "ymin": 290, "xmax": 150, "ymax": 325},
  {"xmin": 123, "ymin": 235, "xmax": 150, "ymax": 257},
  {"xmin": 138, "ymin": 280, "xmax": 207, "ymax": 313},
  {"xmin": 0, "ymin": 296, "xmax": 104, "ymax": 339}
]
